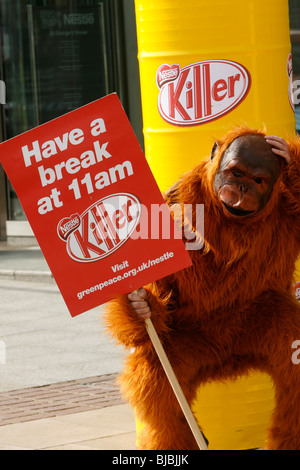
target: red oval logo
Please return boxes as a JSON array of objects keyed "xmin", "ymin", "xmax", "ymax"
[
  {"xmin": 157, "ymin": 60, "xmax": 251, "ymax": 126},
  {"xmin": 64, "ymin": 193, "xmax": 141, "ymax": 263}
]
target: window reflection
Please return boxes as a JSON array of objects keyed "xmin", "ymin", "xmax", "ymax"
[{"xmin": 0, "ymin": 0, "xmax": 113, "ymax": 221}]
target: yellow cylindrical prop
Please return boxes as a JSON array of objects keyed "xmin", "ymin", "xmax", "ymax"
[
  {"xmin": 135, "ymin": 0, "xmax": 295, "ymax": 191},
  {"xmin": 135, "ymin": 0, "xmax": 296, "ymax": 450},
  {"xmin": 136, "ymin": 372, "xmax": 274, "ymax": 450},
  {"xmin": 295, "ymin": 259, "xmax": 300, "ymax": 280}
]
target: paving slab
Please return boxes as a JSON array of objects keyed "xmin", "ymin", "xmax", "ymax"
[{"xmin": 0, "ymin": 404, "xmax": 137, "ymax": 450}]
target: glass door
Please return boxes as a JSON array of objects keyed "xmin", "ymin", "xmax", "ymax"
[{"xmin": 0, "ymin": 0, "xmax": 117, "ymax": 224}]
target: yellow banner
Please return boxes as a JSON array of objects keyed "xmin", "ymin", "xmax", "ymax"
[{"xmin": 135, "ymin": 0, "xmax": 295, "ymax": 450}]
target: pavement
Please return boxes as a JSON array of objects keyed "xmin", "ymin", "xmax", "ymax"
[{"xmin": 0, "ymin": 240, "xmax": 137, "ymax": 450}]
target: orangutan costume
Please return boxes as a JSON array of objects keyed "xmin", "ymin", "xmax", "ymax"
[{"xmin": 104, "ymin": 126, "xmax": 300, "ymax": 450}]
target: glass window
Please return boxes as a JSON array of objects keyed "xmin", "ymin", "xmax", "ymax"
[
  {"xmin": 289, "ymin": 0, "xmax": 300, "ymax": 133},
  {"xmin": 0, "ymin": 0, "xmax": 115, "ymax": 221}
]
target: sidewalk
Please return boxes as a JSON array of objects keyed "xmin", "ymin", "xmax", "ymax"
[
  {"xmin": 0, "ymin": 241, "xmax": 137, "ymax": 450},
  {"xmin": 0, "ymin": 241, "xmax": 54, "ymax": 284},
  {"xmin": 0, "ymin": 374, "xmax": 137, "ymax": 450}
]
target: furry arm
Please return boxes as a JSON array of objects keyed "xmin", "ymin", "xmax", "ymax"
[
  {"xmin": 283, "ymin": 138, "xmax": 300, "ymax": 203},
  {"xmin": 103, "ymin": 280, "xmax": 174, "ymax": 349}
]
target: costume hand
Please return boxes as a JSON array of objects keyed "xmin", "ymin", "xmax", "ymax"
[
  {"xmin": 127, "ymin": 288, "xmax": 151, "ymax": 320},
  {"xmin": 264, "ymin": 135, "xmax": 291, "ymax": 164}
]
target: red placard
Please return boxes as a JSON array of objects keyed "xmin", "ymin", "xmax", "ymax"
[{"xmin": 0, "ymin": 94, "xmax": 191, "ymax": 316}]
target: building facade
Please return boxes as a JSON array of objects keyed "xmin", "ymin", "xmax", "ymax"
[
  {"xmin": 0, "ymin": 0, "xmax": 299, "ymax": 243},
  {"xmin": 0, "ymin": 0, "xmax": 143, "ymax": 243}
]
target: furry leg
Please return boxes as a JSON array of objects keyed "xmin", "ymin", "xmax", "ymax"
[
  {"xmin": 241, "ymin": 291, "xmax": 300, "ymax": 450},
  {"xmin": 119, "ymin": 348, "xmax": 202, "ymax": 450}
]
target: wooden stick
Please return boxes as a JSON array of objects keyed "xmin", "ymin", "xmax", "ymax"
[{"xmin": 144, "ymin": 317, "xmax": 208, "ymax": 450}]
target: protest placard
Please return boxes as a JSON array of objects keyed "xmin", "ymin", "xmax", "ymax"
[{"xmin": 0, "ymin": 94, "xmax": 192, "ymax": 316}]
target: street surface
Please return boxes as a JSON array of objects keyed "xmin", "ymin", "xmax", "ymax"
[{"xmin": 0, "ymin": 278, "xmax": 126, "ymax": 392}]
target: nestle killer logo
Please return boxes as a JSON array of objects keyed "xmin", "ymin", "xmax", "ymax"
[
  {"xmin": 157, "ymin": 60, "xmax": 251, "ymax": 126},
  {"xmin": 0, "ymin": 80, "xmax": 6, "ymax": 104}
]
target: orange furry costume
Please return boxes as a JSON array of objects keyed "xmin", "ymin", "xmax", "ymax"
[{"xmin": 104, "ymin": 127, "xmax": 300, "ymax": 450}]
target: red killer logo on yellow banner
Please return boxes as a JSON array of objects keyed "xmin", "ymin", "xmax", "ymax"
[
  {"xmin": 0, "ymin": 94, "xmax": 192, "ymax": 316},
  {"xmin": 156, "ymin": 60, "xmax": 251, "ymax": 126}
]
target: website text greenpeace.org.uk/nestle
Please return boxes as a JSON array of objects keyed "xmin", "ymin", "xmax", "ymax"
[{"xmin": 77, "ymin": 251, "xmax": 175, "ymax": 300}]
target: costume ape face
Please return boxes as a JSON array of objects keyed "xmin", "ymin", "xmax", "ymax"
[
  {"xmin": 104, "ymin": 126, "xmax": 300, "ymax": 450},
  {"xmin": 213, "ymin": 135, "xmax": 281, "ymax": 218}
]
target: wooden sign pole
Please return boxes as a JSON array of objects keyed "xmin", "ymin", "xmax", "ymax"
[{"xmin": 145, "ymin": 317, "xmax": 208, "ymax": 450}]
